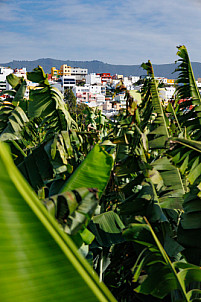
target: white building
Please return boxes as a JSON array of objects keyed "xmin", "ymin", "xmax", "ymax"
[
  {"xmin": 89, "ymin": 84, "xmax": 106, "ymax": 95},
  {"xmin": 196, "ymin": 80, "xmax": 201, "ymax": 88},
  {"xmin": 86, "ymin": 73, "xmax": 101, "ymax": 85},
  {"xmin": 159, "ymin": 87, "xmax": 176, "ymax": 104},
  {"xmin": 123, "ymin": 77, "xmax": 133, "ymax": 89},
  {"xmin": 71, "ymin": 67, "xmax": 88, "ymax": 81},
  {"xmin": 130, "ymin": 76, "xmax": 140, "ymax": 83},
  {"xmin": 0, "ymin": 67, "xmax": 13, "ymax": 91},
  {"xmin": 49, "ymin": 80, "xmax": 62, "ymax": 93},
  {"xmin": 13, "ymin": 68, "xmax": 27, "ymax": 80},
  {"xmin": 72, "ymin": 84, "xmax": 106, "ymax": 97},
  {"xmin": 111, "ymin": 79, "xmax": 121, "ymax": 88},
  {"xmin": 113, "ymin": 93, "xmax": 126, "ymax": 102},
  {"xmin": 72, "ymin": 85, "xmax": 90, "ymax": 96},
  {"xmin": 60, "ymin": 76, "xmax": 76, "ymax": 92},
  {"xmin": 95, "ymin": 94, "xmax": 105, "ymax": 105}
]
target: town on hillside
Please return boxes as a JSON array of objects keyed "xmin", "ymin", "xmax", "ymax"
[{"xmin": 1, "ymin": 63, "xmax": 199, "ymax": 118}]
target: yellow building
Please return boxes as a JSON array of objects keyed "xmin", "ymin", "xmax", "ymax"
[
  {"xmin": 51, "ymin": 67, "xmax": 58, "ymax": 78},
  {"xmin": 117, "ymin": 75, "xmax": 123, "ymax": 80},
  {"xmin": 58, "ymin": 64, "xmax": 71, "ymax": 76},
  {"xmin": 167, "ymin": 79, "xmax": 174, "ymax": 84},
  {"xmin": 51, "ymin": 65, "xmax": 72, "ymax": 78}
]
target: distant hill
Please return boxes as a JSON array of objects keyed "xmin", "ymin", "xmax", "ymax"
[{"xmin": 2, "ymin": 58, "xmax": 201, "ymax": 79}]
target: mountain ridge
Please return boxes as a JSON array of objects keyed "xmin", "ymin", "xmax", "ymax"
[{"xmin": 1, "ymin": 58, "xmax": 201, "ymax": 79}]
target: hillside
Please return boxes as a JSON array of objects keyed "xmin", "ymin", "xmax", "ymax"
[{"xmin": 1, "ymin": 58, "xmax": 201, "ymax": 79}]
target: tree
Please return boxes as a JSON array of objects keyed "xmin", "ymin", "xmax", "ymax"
[{"xmin": 64, "ymin": 88, "xmax": 77, "ymax": 111}]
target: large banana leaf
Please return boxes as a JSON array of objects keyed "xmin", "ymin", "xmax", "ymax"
[
  {"xmin": 0, "ymin": 142, "xmax": 116, "ymax": 302},
  {"xmin": 89, "ymin": 211, "xmax": 125, "ymax": 248},
  {"xmin": 17, "ymin": 129, "xmax": 84, "ymax": 190},
  {"xmin": 0, "ymin": 105, "xmax": 29, "ymax": 141},
  {"xmin": 6, "ymin": 73, "xmax": 27, "ymax": 104},
  {"xmin": 141, "ymin": 61, "xmax": 169, "ymax": 149},
  {"xmin": 60, "ymin": 144, "xmax": 114, "ymax": 198},
  {"xmin": 43, "ymin": 187, "xmax": 99, "ymax": 237},
  {"xmin": 151, "ymin": 156, "xmax": 184, "ymax": 209},
  {"xmin": 119, "ymin": 178, "xmax": 167, "ymax": 223},
  {"xmin": 174, "ymin": 45, "xmax": 201, "ymax": 140},
  {"xmin": 123, "ymin": 220, "xmax": 201, "ymax": 301},
  {"xmin": 169, "ymin": 137, "xmax": 201, "ymax": 185},
  {"xmin": 17, "ymin": 143, "xmax": 54, "ymax": 190},
  {"xmin": 27, "ymin": 66, "xmax": 77, "ymax": 132},
  {"xmin": 168, "ymin": 137, "xmax": 201, "ymax": 263},
  {"xmin": 175, "ymin": 45, "xmax": 201, "ymax": 104}
]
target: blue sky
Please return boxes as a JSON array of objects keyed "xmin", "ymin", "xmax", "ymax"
[{"xmin": 1, "ymin": 0, "xmax": 201, "ymax": 64}]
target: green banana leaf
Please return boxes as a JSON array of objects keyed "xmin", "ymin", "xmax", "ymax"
[
  {"xmin": 89, "ymin": 211, "xmax": 125, "ymax": 248},
  {"xmin": 43, "ymin": 187, "xmax": 99, "ymax": 236},
  {"xmin": 169, "ymin": 137, "xmax": 201, "ymax": 185},
  {"xmin": 141, "ymin": 61, "xmax": 169, "ymax": 149},
  {"xmin": 123, "ymin": 220, "xmax": 201, "ymax": 301},
  {"xmin": 6, "ymin": 73, "xmax": 27, "ymax": 104},
  {"xmin": 151, "ymin": 157, "xmax": 184, "ymax": 209},
  {"xmin": 168, "ymin": 137, "xmax": 201, "ymax": 263},
  {"xmin": 27, "ymin": 66, "xmax": 77, "ymax": 132},
  {"xmin": 174, "ymin": 45, "xmax": 201, "ymax": 140},
  {"xmin": 7, "ymin": 73, "xmax": 24, "ymax": 90},
  {"xmin": 0, "ymin": 141, "xmax": 116, "ymax": 302},
  {"xmin": 0, "ymin": 106, "xmax": 29, "ymax": 141},
  {"xmin": 175, "ymin": 45, "xmax": 201, "ymax": 104},
  {"xmin": 60, "ymin": 144, "xmax": 114, "ymax": 198}
]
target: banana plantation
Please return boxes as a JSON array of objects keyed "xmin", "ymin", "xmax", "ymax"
[{"xmin": 1, "ymin": 45, "xmax": 201, "ymax": 301}]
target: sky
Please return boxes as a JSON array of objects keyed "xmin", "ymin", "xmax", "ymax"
[{"xmin": 1, "ymin": 0, "xmax": 201, "ymax": 65}]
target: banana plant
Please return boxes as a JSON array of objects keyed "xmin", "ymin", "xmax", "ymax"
[
  {"xmin": 0, "ymin": 74, "xmax": 29, "ymax": 142},
  {"xmin": 168, "ymin": 137, "xmax": 201, "ymax": 264},
  {"xmin": 42, "ymin": 143, "xmax": 114, "ymax": 247},
  {"xmin": 174, "ymin": 45, "xmax": 201, "ymax": 140},
  {"xmin": 141, "ymin": 61, "xmax": 169, "ymax": 149},
  {"xmin": 123, "ymin": 218, "xmax": 201, "ymax": 301},
  {"xmin": 0, "ymin": 141, "xmax": 116, "ymax": 302},
  {"xmin": 27, "ymin": 66, "xmax": 77, "ymax": 133}
]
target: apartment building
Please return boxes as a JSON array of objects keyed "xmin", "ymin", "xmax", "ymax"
[
  {"xmin": 71, "ymin": 67, "xmax": 88, "ymax": 81},
  {"xmin": 130, "ymin": 76, "xmax": 140, "ymax": 83},
  {"xmin": 72, "ymin": 86, "xmax": 89, "ymax": 95},
  {"xmin": 97, "ymin": 73, "xmax": 112, "ymax": 84},
  {"xmin": 72, "ymin": 84, "xmax": 106, "ymax": 97},
  {"xmin": 76, "ymin": 90, "xmax": 105, "ymax": 105},
  {"xmin": 59, "ymin": 76, "xmax": 76, "ymax": 92},
  {"xmin": 51, "ymin": 65, "xmax": 88, "ymax": 82},
  {"xmin": 13, "ymin": 68, "xmax": 27, "ymax": 79},
  {"xmin": 155, "ymin": 77, "xmax": 175, "ymax": 85},
  {"xmin": 76, "ymin": 91, "xmax": 96, "ymax": 103},
  {"xmin": 159, "ymin": 87, "xmax": 176, "ymax": 104},
  {"xmin": 86, "ymin": 73, "xmax": 101, "ymax": 85},
  {"xmin": 112, "ymin": 74, "xmax": 124, "ymax": 80},
  {"xmin": 0, "ymin": 66, "xmax": 13, "ymax": 91}
]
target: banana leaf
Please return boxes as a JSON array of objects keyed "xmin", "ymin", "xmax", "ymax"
[
  {"xmin": 6, "ymin": 74, "xmax": 27, "ymax": 105},
  {"xmin": 43, "ymin": 187, "xmax": 99, "ymax": 236},
  {"xmin": 0, "ymin": 106, "xmax": 29, "ymax": 141},
  {"xmin": 27, "ymin": 66, "xmax": 77, "ymax": 132},
  {"xmin": 168, "ymin": 137, "xmax": 201, "ymax": 263},
  {"xmin": 60, "ymin": 144, "xmax": 114, "ymax": 198},
  {"xmin": 123, "ymin": 220, "xmax": 201, "ymax": 301},
  {"xmin": 0, "ymin": 141, "xmax": 116, "ymax": 302},
  {"xmin": 89, "ymin": 211, "xmax": 125, "ymax": 248},
  {"xmin": 151, "ymin": 157, "xmax": 184, "ymax": 209},
  {"xmin": 141, "ymin": 61, "xmax": 169, "ymax": 149},
  {"xmin": 174, "ymin": 45, "xmax": 201, "ymax": 140},
  {"xmin": 168, "ymin": 137, "xmax": 201, "ymax": 185}
]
